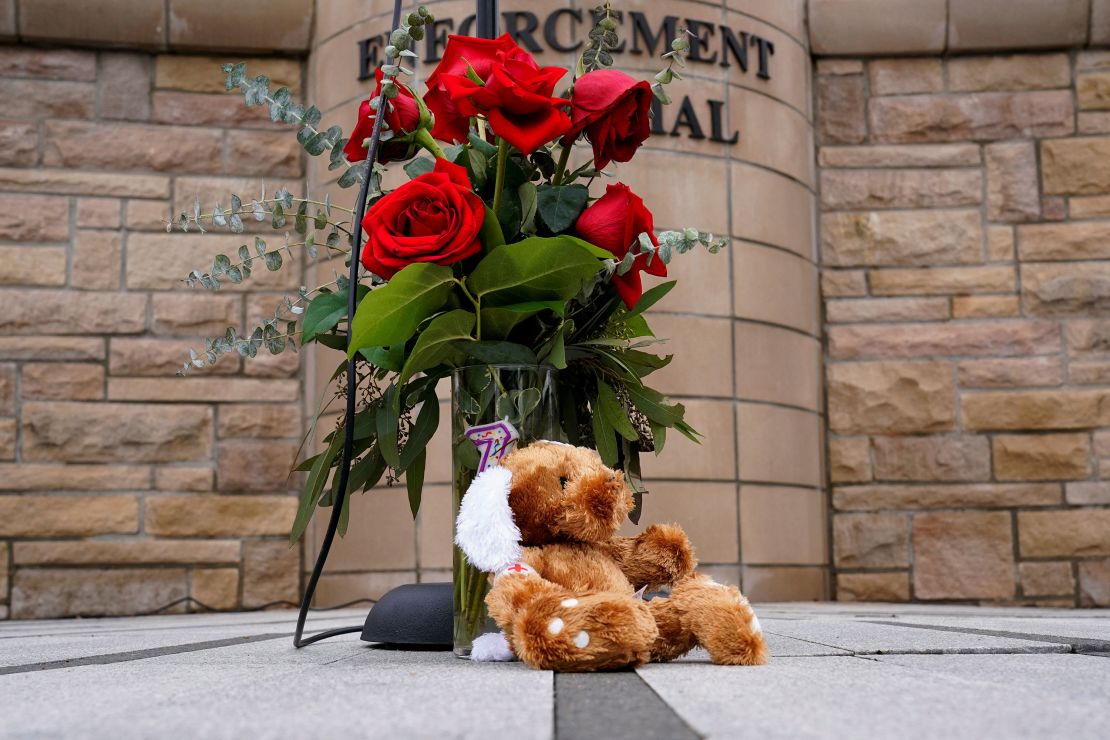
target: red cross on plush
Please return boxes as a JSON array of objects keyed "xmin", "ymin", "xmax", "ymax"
[{"xmin": 497, "ymin": 562, "xmax": 534, "ymax": 580}]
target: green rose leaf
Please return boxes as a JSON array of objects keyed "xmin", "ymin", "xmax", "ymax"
[
  {"xmin": 598, "ymin": 381, "xmax": 639, "ymax": 442},
  {"xmin": 536, "ymin": 184, "xmax": 589, "ymax": 233},
  {"xmin": 591, "ymin": 406, "xmax": 619, "ymax": 467},
  {"xmin": 347, "ymin": 263, "xmax": 456, "ymax": 357},
  {"xmin": 399, "ymin": 385, "xmax": 440, "ymax": 471},
  {"xmin": 627, "ymin": 280, "xmax": 677, "ymax": 319},
  {"xmin": 467, "ymin": 236, "xmax": 603, "ymax": 305},
  {"xmin": 480, "ymin": 205, "xmax": 506, "ymax": 250},
  {"xmin": 376, "ymin": 384, "xmax": 402, "ymax": 468},
  {"xmin": 301, "ymin": 285, "xmax": 368, "ymax": 344},
  {"xmin": 404, "ymin": 157, "xmax": 436, "ymax": 179},
  {"xmin": 478, "ymin": 300, "xmax": 565, "ymax": 341},
  {"xmin": 398, "ymin": 309, "xmax": 476, "ymax": 383},
  {"xmin": 406, "ymin": 447, "xmax": 427, "ymax": 518},
  {"xmin": 459, "ymin": 341, "xmax": 538, "ymax": 365}
]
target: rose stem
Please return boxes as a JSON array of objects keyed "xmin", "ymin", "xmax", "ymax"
[
  {"xmin": 414, "ymin": 128, "xmax": 446, "ymax": 159},
  {"xmin": 552, "ymin": 143, "xmax": 573, "ymax": 186},
  {"xmin": 491, "ymin": 137, "xmax": 510, "ymax": 217}
]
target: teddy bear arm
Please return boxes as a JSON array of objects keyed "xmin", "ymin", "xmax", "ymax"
[{"xmin": 602, "ymin": 523, "xmax": 697, "ymax": 589}]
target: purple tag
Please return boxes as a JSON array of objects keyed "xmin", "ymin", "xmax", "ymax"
[{"xmin": 465, "ymin": 420, "xmax": 521, "ymax": 472}]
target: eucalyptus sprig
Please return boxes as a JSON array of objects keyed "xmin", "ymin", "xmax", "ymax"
[
  {"xmin": 606, "ymin": 228, "xmax": 730, "ymax": 278},
  {"xmin": 651, "ymin": 28, "xmax": 695, "ymax": 104},
  {"xmin": 577, "ymin": 3, "xmax": 619, "ymax": 77}
]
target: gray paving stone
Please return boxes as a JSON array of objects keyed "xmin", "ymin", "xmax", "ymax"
[
  {"xmin": 875, "ymin": 615, "xmax": 1110, "ymax": 643},
  {"xmin": 761, "ymin": 617, "xmax": 1068, "ymax": 654},
  {"xmin": 637, "ymin": 656, "xmax": 1110, "ymax": 740}
]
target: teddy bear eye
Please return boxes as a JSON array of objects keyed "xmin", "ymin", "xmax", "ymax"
[{"xmin": 559, "ymin": 476, "xmax": 568, "ymax": 489}]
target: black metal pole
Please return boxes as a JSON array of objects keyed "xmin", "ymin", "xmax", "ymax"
[
  {"xmin": 293, "ymin": 0, "xmax": 405, "ymax": 648},
  {"xmin": 475, "ymin": 0, "xmax": 499, "ymax": 39}
]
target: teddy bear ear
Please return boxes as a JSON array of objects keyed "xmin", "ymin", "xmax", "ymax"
[{"xmin": 454, "ymin": 466, "xmax": 521, "ymax": 572}]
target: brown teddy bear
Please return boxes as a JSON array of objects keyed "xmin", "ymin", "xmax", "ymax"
[{"xmin": 455, "ymin": 441, "xmax": 769, "ymax": 671}]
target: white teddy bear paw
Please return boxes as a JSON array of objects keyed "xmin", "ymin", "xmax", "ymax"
[{"xmin": 470, "ymin": 631, "xmax": 516, "ymax": 662}]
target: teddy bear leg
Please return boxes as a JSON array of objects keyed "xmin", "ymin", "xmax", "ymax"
[
  {"xmin": 666, "ymin": 575, "xmax": 769, "ymax": 666},
  {"xmin": 645, "ymin": 595, "xmax": 698, "ymax": 662},
  {"xmin": 509, "ymin": 591, "xmax": 660, "ymax": 671}
]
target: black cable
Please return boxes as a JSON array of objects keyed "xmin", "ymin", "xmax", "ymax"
[
  {"xmin": 293, "ymin": 0, "xmax": 405, "ymax": 649},
  {"xmin": 134, "ymin": 597, "xmax": 378, "ymax": 618}
]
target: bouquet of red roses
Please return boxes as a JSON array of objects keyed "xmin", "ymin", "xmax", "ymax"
[{"xmin": 176, "ymin": 5, "xmax": 726, "ymax": 542}]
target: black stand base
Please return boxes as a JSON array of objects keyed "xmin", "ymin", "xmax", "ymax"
[{"xmin": 360, "ymin": 582, "xmax": 453, "ymax": 648}]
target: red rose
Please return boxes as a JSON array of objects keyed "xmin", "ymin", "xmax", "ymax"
[
  {"xmin": 360, "ymin": 159, "xmax": 484, "ymax": 279},
  {"xmin": 574, "ymin": 183, "xmax": 667, "ymax": 309},
  {"xmin": 439, "ymin": 54, "xmax": 572, "ymax": 155},
  {"xmin": 424, "ymin": 33, "xmax": 532, "ymax": 145},
  {"xmin": 563, "ymin": 70, "xmax": 653, "ymax": 170},
  {"xmin": 344, "ymin": 68, "xmax": 422, "ymax": 164}
]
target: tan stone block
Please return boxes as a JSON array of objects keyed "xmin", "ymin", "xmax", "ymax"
[
  {"xmin": 958, "ymin": 357, "xmax": 1062, "ymax": 389},
  {"xmin": 150, "ymin": 293, "xmax": 239, "ymax": 336},
  {"xmin": 1019, "ymin": 562, "xmax": 1075, "ymax": 598},
  {"xmin": 827, "ymin": 361, "xmax": 954, "ymax": 434},
  {"xmin": 817, "ymin": 60, "xmax": 864, "ymax": 76},
  {"xmin": 913, "ymin": 511, "xmax": 1014, "ymax": 600},
  {"xmin": 0, "ymin": 121, "xmax": 38, "ymax": 166},
  {"xmin": 821, "ymin": 270, "xmax": 868, "ymax": 298},
  {"xmin": 621, "ymin": 149, "xmax": 729, "ymax": 235},
  {"xmin": 0, "ymin": 463, "xmax": 150, "ymax": 491},
  {"xmin": 868, "ymin": 59, "xmax": 943, "ymax": 95},
  {"xmin": 734, "ymin": 243, "xmax": 819, "ymax": 334},
  {"xmin": 734, "ymin": 323, "xmax": 820, "ymax": 410},
  {"xmin": 152, "ymin": 91, "xmax": 279, "ymax": 129},
  {"xmin": 952, "ymin": 295, "xmax": 1020, "ymax": 319},
  {"xmin": 816, "ymin": 74, "xmax": 866, "ymax": 145},
  {"xmin": 19, "ymin": 0, "xmax": 166, "ymax": 46},
  {"xmin": 11, "ymin": 568, "xmax": 187, "ymax": 619},
  {"xmin": 242, "ymin": 540, "xmax": 299, "ymax": 607},
  {"xmin": 0, "ymin": 418, "xmax": 14, "ymax": 460},
  {"xmin": 726, "ymin": 0, "xmax": 807, "ymax": 43},
  {"xmin": 948, "ymin": 0, "xmax": 1088, "ymax": 51},
  {"xmin": 72, "ymin": 231, "xmax": 122, "ymax": 290},
  {"xmin": 1094, "ymin": 2, "xmax": 1110, "ymax": 46},
  {"xmin": 735, "ymin": 404, "xmax": 822, "ymax": 486},
  {"xmin": 110, "ymin": 337, "xmax": 239, "ymax": 377},
  {"xmin": 312, "ymin": 571, "xmax": 417, "ymax": 609},
  {"xmin": 809, "ymin": 0, "xmax": 946, "ymax": 55},
  {"xmin": 108, "ymin": 377, "xmax": 298, "ymax": 403},
  {"xmin": 0, "ymin": 246, "xmax": 66, "ymax": 287},
  {"xmin": 643, "ymin": 400, "xmax": 736, "ymax": 481},
  {"xmin": 217, "ymin": 440, "xmax": 299, "ymax": 492},
  {"xmin": 729, "ymin": 86, "xmax": 814, "ymax": 186},
  {"xmin": 43, "ymin": 121, "xmax": 223, "ymax": 174},
  {"xmin": 226, "ymin": 130, "xmax": 303, "ymax": 178},
  {"xmin": 740, "ymin": 565, "xmax": 827, "ymax": 601},
  {"xmin": 22, "ymin": 402, "xmax": 211, "ymax": 463},
  {"xmin": 147, "ymin": 495, "xmax": 297, "ymax": 537},
  {"xmin": 837, "ymin": 572, "xmax": 910, "ymax": 602},
  {"xmin": 127, "ymin": 233, "xmax": 303, "ymax": 291},
  {"xmin": 873, "ymin": 435, "xmax": 991, "ymax": 482},
  {"xmin": 316, "ymin": 484, "xmax": 416, "ymax": 576},
  {"xmin": 833, "ymin": 512, "xmax": 909, "ymax": 568},
  {"xmin": 0, "ymin": 194, "xmax": 69, "ymax": 241},
  {"xmin": 0, "ymin": 47, "xmax": 96, "ymax": 80},
  {"xmin": 218, "ymin": 404, "xmax": 300, "ymax": 439},
  {"xmin": 829, "ymin": 321, "xmax": 1057, "ymax": 360},
  {"xmin": 1078, "ymin": 111, "xmax": 1110, "ymax": 134},
  {"xmin": 821, "ymin": 171, "xmax": 981, "ymax": 212},
  {"xmin": 993, "ymin": 433, "xmax": 1091, "ymax": 481},
  {"xmin": 155, "ymin": 56, "xmax": 300, "ymax": 93},
  {"xmin": 826, "ymin": 297, "xmax": 949, "ymax": 323},
  {"xmin": 1078, "ymin": 73, "xmax": 1110, "ymax": 111},
  {"xmin": 1069, "ymin": 360, "xmax": 1110, "ymax": 385},
  {"xmin": 869, "ymin": 266, "xmax": 1015, "ymax": 296},
  {"xmin": 620, "ymin": 482, "xmax": 740, "ymax": 564},
  {"xmin": 1019, "ymin": 510, "xmax": 1110, "ymax": 557},
  {"xmin": 0, "ymin": 79, "xmax": 95, "ymax": 119},
  {"xmin": 833, "ymin": 483, "xmax": 1060, "ymax": 511},
  {"xmin": 14, "ymin": 540, "xmax": 239, "ymax": 565},
  {"xmin": 1040, "ymin": 195, "xmax": 1067, "ymax": 220},
  {"xmin": 985, "ymin": 142, "xmax": 1039, "ymax": 223},
  {"xmin": 1065, "ymin": 319, "xmax": 1110, "ymax": 354},
  {"xmin": 948, "ymin": 54, "xmax": 1071, "ymax": 92},
  {"xmin": 192, "ymin": 568, "xmax": 239, "ymax": 610},
  {"xmin": 76, "ymin": 198, "xmax": 121, "ymax": 228},
  {"xmin": 155, "ymin": 466, "xmax": 214, "ymax": 492},
  {"xmin": 1079, "ymin": 561, "xmax": 1110, "ymax": 606},
  {"xmin": 98, "ymin": 52, "xmax": 151, "ymax": 121},
  {"xmin": 648, "ymin": 314, "xmax": 733, "ymax": 399},
  {"xmin": 0, "ymin": 543, "xmax": 7, "ymax": 602},
  {"xmin": 168, "ymin": 0, "xmax": 311, "ymax": 52},
  {"xmin": 0, "ymin": 290, "xmax": 147, "ymax": 335},
  {"xmin": 741, "ymin": 487, "xmax": 826, "ymax": 565},
  {"xmin": 987, "ymin": 226, "xmax": 1015, "ymax": 262},
  {"xmin": 1042, "ymin": 137, "xmax": 1110, "ymax": 195},
  {"xmin": 0, "ymin": 494, "xmax": 138, "ymax": 537},
  {"xmin": 818, "ymin": 144, "xmax": 980, "ymax": 169},
  {"xmin": 829, "ymin": 437, "xmax": 871, "ymax": 484},
  {"xmin": 1069, "ymin": 195, "xmax": 1110, "ymax": 218},
  {"xmin": 0, "ymin": 168, "xmax": 170, "ymax": 198},
  {"xmin": 1066, "ymin": 481, "xmax": 1110, "ymax": 505},
  {"xmin": 869, "ymin": 91, "xmax": 1073, "ymax": 143},
  {"xmin": 415, "ymin": 485, "xmax": 453, "ymax": 570},
  {"xmin": 1019, "ymin": 222, "xmax": 1110, "ymax": 262},
  {"xmin": 1022, "ymin": 262, "xmax": 1110, "ymax": 317},
  {"xmin": 21, "ymin": 363, "xmax": 103, "ymax": 401},
  {"xmin": 126, "ymin": 199, "xmax": 173, "ymax": 231},
  {"xmin": 964, "ymin": 389, "xmax": 1110, "ymax": 431}
]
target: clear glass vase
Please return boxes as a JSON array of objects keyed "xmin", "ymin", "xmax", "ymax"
[{"xmin": 451, "ymin": 364, "xmax": 559, "ymax": 657}]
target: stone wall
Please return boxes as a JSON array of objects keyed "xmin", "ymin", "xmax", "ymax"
[
  {"xmin": 0, "ymin": 46, "xmax": 308, "ymax": 618},
  {"xmin": 818, "ymin": 52, "xmax": 1110, "ymax": 607}
]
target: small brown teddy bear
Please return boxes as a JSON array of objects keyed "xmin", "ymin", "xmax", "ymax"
[{"xmin": 455, "ymin": 441, "xmax": 769, "ymax": 671}]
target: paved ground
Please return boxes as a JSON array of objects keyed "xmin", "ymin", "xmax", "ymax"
[{"xmin": 1, "ymin": 603, "xmax": 1109, "ymax": 739}]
